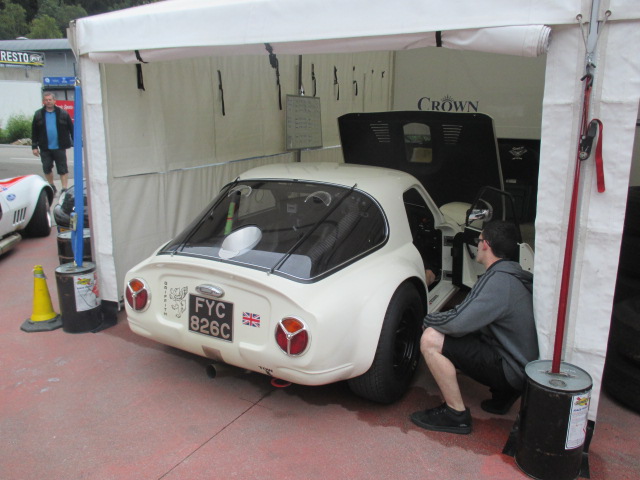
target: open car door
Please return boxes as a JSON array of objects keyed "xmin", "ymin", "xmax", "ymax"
[{"xmin": 453, "ymin": 186, "xmax": 534, "ymax": 288}]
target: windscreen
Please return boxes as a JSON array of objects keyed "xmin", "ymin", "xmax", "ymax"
[{"xmin": 160, "ymin": 180, "xmax": 388, "ymax": 281}]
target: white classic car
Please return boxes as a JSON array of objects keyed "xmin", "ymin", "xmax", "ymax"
[
  {"xmin": 0, "ymin": 175, "xmax": 54, "ymax": 255},
  {"xmin": 124, "ymin": 112, "xmax": 533, "ymax": 403}
]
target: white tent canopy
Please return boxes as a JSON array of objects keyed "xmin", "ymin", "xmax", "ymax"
[
  {"xmin": 71, "ymin": 0, "xmax": 640, "ymax": 422},
  {"xmin": 74, "ymin": 0, "xmax": 572, "ymax": 60}
]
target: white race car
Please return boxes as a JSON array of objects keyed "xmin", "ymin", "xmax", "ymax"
[
  {"xmin": 124, "ymin": 112, "xmax": 534, "ymax": 403},
  {"xmin": 0, "ymin": 175, "xmax": 54, "ymax": 255}
]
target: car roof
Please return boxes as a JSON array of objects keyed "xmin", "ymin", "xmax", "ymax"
[{"xmin": 237, "ymin": 162, "xmax": 420, "ymax": 196}]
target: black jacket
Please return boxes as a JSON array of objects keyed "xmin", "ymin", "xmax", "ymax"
[{"xmin": 31, "ymin": 106, "xmax": 74, "ymax": 151}]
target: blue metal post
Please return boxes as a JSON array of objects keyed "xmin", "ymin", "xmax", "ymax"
[{"xmin": 71, "ymin": 83, "xmax": 84, "ymax": 266}]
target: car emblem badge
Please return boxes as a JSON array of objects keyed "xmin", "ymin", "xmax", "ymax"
[
  {"xmin": 509, "ymin": 146, "xmax": 528, "ymax": 160},
  {"xmin": 169, "ymin": 286, "xmax": 188, "ymax": 318}
]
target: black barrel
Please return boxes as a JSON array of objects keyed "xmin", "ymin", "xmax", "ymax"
[
  {"xmin": 515, "ymin": 360, "xmax": 592, "ymax": 480},
  {"xmin": 55, "ymin": 262, "xmax": 102, "ymax": 333},
  {"xmin": 57, "ymin": 229, "xmax": 92, "ymax": 265}
]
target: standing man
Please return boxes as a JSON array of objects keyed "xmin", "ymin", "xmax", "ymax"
[
  {"xmin": 31, "ymin": 92, "xmax": 73, "ymax": 195},
  {"xmin": 411, "ymin": 220, "xmax": 538, "ymax": 435}
]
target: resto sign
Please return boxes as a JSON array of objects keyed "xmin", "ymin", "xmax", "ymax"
[{"xmin": 0, "ymin": 50, "xmax": 45, "ymax": 67}]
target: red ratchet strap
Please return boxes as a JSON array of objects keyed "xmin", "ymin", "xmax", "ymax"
[
  {"xmin": 592, "ymin": 119, "xmax": 605, "ymax": 192},
  {"xmin": 579, "ymin": 118, "xmax": 606, "ymax": 193},
  {"xmin": 578, "ymin": 70, "xmax": 605, "ymax": 193}
]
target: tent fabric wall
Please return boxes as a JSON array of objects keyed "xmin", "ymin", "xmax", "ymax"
[
  {"xmin": 101, "ymin": 52, "xmax": 393, "ymax": 179},
  {"xmin": 103, "ymin": 60, "xmax": 219, "ymax": 176},
  {"xmin": 392, "ymin": 48, "xmax": 546, "ymax": 139},
  {"xmin": 81, "ymin": 58, "xmax": 117, "ymax": 302},
  {"xmin": 101, "ymin": 57, "xmax": 288, "ymax": 177},
  {"xmin": 299, "ymin": 52, "xmax": 393, "ymax": 144},
  {"xmin": 534, "ymin": 19, "xmax": 640, "ymax": 419}
]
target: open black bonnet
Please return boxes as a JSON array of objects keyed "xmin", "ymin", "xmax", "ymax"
[{"xmin": 338, "ymin": 111, "xmax": 503, "ymax": 206}]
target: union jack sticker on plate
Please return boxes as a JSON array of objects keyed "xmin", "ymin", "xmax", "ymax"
[{"xmin": 242, "ymin": 312, "xmax": 261, "ymax": 327}]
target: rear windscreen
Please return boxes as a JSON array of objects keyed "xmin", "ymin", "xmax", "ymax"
[{"xmin": 160, "ymin": 180, "xmax": 388, "ymax": 281}]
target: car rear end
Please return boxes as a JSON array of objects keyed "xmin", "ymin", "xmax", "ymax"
[
  {"xmin": 124, "ymin": 171, "xmax": 399, "ymax": 385},
  {"xmin": 125, "ymin": 249, "xmax": 403, "ymax": 385}
]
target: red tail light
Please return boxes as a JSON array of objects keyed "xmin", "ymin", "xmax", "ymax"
[
  {"xmin": 125, "ymin": 278, "xmax": 150, "ymax": 312},
  {"xmin": 275, "ymin": 317, "xmax": 309, "ymax": 356}
]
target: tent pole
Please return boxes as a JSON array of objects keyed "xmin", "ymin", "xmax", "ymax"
[
  {"xmin": 71, "ymin": 80, "xmax": 85, "ymax": 266},
  {"xmin": 551, "ymin": 0, "xmax": 604, "ymax": 373}
]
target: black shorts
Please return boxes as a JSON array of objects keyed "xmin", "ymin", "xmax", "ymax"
[
  {"xmin": 41, "ymin": 149, "xmax": 69, "ymax": 175},
  {"xmin": 442, "ymin": 333, "xmax": 513, "ymax": 392}
]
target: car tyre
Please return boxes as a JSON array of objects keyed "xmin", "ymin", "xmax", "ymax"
[
  {"xmin": 348, "ymin": 282, "xmax": 424, "ymax": 404},
  {"xmin": 24, "ymin": 190, "xmax": 52, "ymax": 238}
]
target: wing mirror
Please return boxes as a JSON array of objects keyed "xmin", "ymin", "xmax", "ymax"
[{"xmin": 467, "ymin": 200, "xmax": 493, "ymax": 223}]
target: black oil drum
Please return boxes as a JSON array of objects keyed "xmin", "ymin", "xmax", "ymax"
[
  {"xmin": 55, "ymin": 262, "xmax": 102, "ymax": 333},
  {"xmin": 57, "ymin": 229, "xmax": 92, "ymax": 265},
  {"xmin": 515, "ymin": 360, "xmax": 592, "ymax": 480}
]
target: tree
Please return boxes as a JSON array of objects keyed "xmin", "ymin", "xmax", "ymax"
[
  {"xmin": 0, "ymin": 0, "xmax": 161, "ymax": 40},
  {"xmin": 7, "ymin": 0, "xmax": 37, "ymax": 23},
  {"xmin": 28, "ymin": 14, "xmax": 61, "ymax": 39},
  {"xmin": 0, "ymin": 1, "xmax": 27, "ymax": 39},
  {"xmin": 37, "ymin": 0, "xmax": 87, "ymax": 35}
]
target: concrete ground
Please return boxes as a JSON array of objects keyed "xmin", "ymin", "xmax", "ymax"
[{"xmin": 2, "ymin": 227, "xmax": 639, "ymax": 480}]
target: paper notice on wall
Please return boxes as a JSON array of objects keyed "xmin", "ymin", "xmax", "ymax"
[
  {"xmin": 74, "ymin": 271, "xmax": 101, "ymax": 312},
  {"xmin": 566, "ymin": 392, "xmax": 591, "ymax": 450}
]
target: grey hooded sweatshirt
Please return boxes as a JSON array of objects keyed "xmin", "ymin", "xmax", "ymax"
[{"xmin": 424, "ymin": 259, "xmax": 539, "ymax": 390}]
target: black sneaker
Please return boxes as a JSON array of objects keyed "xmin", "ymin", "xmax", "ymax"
[
  {"xmin": 49, "ymin": 183, "xmax": 57, "ymax": 195},
  {"xmin": 480, "ymin": 389, "xmax": 521, "ymax": 415},
  {"xmin": 410, "ymin": 403, "xmax": 472, "ymax": 434}
]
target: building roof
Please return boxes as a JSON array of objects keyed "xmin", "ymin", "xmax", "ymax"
[{"xmin": 0, "ymin": 39, "xmax": 71, "ymax": 51}]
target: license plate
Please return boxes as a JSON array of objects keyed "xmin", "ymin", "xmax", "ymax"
[{"xmin": 188, "ymin": 294, "xmax": 233, "ymax": 342}]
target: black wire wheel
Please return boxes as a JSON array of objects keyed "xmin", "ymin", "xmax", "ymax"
[{"xmin": 348, "ymin": 282, "xmax": 424, "ymax": 404}]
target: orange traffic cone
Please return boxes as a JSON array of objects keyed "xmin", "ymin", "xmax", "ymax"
[{"xmin": 21, "ymin": 265, "xmax": 63, "ymax": 332}]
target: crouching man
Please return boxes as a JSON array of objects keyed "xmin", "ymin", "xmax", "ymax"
[{"xmin": 411, "ymin": 220, "xmax": 539, "ymax": 434}]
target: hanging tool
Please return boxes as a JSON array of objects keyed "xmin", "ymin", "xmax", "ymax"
[
  {"xmin": 265, "ymin": 43, "xmax": 282, "ymax": 110},
  {"xmin": 353, "ymin": 66, "xmax": 358, "ymax": 96},
  {"xmin": 217, "ymin": 70, "xmax": 226, "ymax": 116},
  {"xmin": 311, "ymin": 63, "xmax": 317, "ymax": 97}
]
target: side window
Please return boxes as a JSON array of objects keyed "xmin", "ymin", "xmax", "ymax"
[
  {"xmin": 403, "ymin": 123, "xmax": 432, "ymax": 164},
  {"xmin": 403, "ymin": 188, "xmax": 440, "ymax": 273}
]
